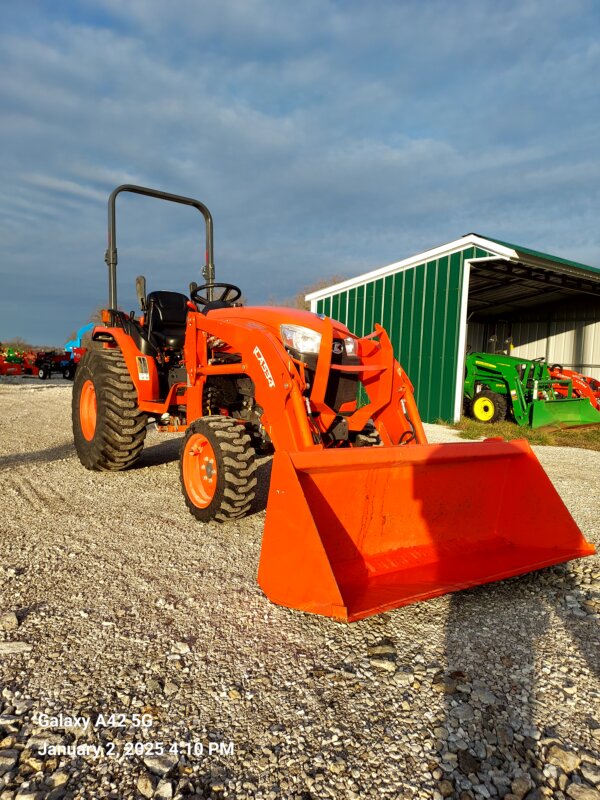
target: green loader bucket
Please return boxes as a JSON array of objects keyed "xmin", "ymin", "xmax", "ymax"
[{"xmin": 530, "ymin": 397, "xmax": 600, "ymax": 429}]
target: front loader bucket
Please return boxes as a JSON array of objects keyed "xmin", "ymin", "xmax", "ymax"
[
  {"xmin": 530, "ymin": 398, "xmax": 600, "ymax": 429},
  {"xmin": 258, "ymin": 440, "xmax": 594, "ymax": 621}
]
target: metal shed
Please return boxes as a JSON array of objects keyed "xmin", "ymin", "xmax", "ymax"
[{"xmin": 306, "ymin": 234, "xmax": 600, "ymax": 423}]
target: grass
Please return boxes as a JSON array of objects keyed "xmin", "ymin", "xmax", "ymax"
[{"xmin": 450, "ymin": 417, "xmax": 600, "ymax": 451}]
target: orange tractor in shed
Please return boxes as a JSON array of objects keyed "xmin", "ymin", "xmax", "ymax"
[
  {"xmin": 72, "ymin": 185, "xmax": 595, "ymax": 621},
  {"xmin": 549, "ymin": 364, "xmax": 600, "ymax": 412}
]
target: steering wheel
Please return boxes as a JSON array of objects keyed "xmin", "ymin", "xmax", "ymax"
[
  {"xmin": 190, "ymin": 282, "xmax": 242, "ymax": 307},
  {"xmin": 532, "ymin": 357, "xmax": 546, "ymax": 363}
]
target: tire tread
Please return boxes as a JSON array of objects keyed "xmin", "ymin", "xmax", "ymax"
[
  {"xmin": 72, "ymin": 348, "xmax": 147, "ymax": 471},
  {"xmin": 180, "ymin": 416, "xmax": 256, "ymax": 523}
]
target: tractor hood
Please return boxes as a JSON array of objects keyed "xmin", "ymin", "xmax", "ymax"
[
  {"xmin": 207, "ymin": 305, "xmax": 354, "ymax": 340},
  {"xmin": 470, "ymin": 352, "xmax": 540, "ymax": 369}
]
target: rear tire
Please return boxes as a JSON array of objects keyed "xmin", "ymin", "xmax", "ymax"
[
  {"xmin": 180, "ymin": 417, "xmax": 257, "ymax": 522},
  {"xmin": 72, "ymin": 348, "xmax": 148, "ymax": 470},
  {"xmin": 469, "ymin": 390, "xmax": 507, "ymax": 423}
]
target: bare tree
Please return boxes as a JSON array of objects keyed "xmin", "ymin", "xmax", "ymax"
[
  {"xmin": 89, "ymin": 308, "xmax": 105, "ymax": 323},
  {"xmin": 265, "ymin": 274, "xmax": 347, "ymax": 310},
  {"xmin": 2, "ymin": 336, "xmax": 32, "ymax": 350}
]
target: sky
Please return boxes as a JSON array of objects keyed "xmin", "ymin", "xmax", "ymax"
[{"xmin": 1, "ymin": 0, "xmax": 600, "ymax": 345}]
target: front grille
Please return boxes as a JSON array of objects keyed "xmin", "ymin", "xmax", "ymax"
[
  {"xmin": 324, "ymin": 340, "xmax": 359, "ymax": 411},
  {"xmin": 288, "ymin": 341, "xmax": 360, "ymax": 412}
]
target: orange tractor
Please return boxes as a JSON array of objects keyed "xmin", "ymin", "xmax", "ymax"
[
  {"xmin": 549, "ymin": 364, "xmax": 600, "ymax": 412},
  {"xmin": 72, "ymin": 186, "xmax": 595, "ymax": 621}
]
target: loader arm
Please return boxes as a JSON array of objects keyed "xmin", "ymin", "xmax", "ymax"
[{"xmin": 184, "ymin": 310, "xmax": 424, "ymax": 451}]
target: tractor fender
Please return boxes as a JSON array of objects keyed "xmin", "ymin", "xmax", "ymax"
[{"xmin": 91, "ymin": 326, "xmax": 159, "ymax": 402}]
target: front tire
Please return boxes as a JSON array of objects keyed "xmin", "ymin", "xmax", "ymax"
[
  {"xmin": 180, "ymin": 417, "xmax": 257, "ymax": 522},
  {"xmin": 469, "ymin": 390, "xmax": 507, "ymax": 423},
  {"xmin": 72, "ymin": 348, "xmax": 148, "ymax": 470}
]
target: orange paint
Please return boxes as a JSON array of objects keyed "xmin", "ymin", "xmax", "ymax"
[
  {"xmin": 182, "ymin": 432, "xmax": 218, "ymax": 508},
  {"xmin": 80, "ymin": 380, "xmax": 97, "ymax": 441}
]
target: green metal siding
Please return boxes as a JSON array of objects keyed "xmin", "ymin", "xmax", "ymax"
[{"xmin": 316, "ymin": 245, "xmax": 487, "ymax": 422}]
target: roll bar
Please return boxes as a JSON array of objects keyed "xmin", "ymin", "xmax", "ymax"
[{"xmin": 105, "ymin": 184, "xmax": 215, "ymax": 309}]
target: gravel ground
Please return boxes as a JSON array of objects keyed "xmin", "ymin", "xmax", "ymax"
[{"xmin": 0, "ymin": 376, "xmax": 598, "ymax": 800}]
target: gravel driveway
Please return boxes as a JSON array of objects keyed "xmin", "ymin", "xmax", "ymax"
[{"xmin": 0, "ymin": 377, "xmax": 598, "ymax": 800}]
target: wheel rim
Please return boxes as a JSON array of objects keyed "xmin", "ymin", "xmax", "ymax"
[
  {"xmin": 80, "ymin": 380, "xmax": 97, "ymax": 441},
  {"xmin": 473, "ymin": 396, "xmax": 495, "ymax": 422},
  {"xmin": 183, "ymin": 433, "xmax": 218, "ymax": 508}
]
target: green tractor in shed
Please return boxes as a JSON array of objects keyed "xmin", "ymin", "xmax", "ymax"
[{"xmin": 464, "ymin": 352, "xmax": 600, "ymax": 429}]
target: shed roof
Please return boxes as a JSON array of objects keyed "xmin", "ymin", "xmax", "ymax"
[
  {"xmin": 474, "ymin": 235, "xmax": 600, "ymax": 277},
  {"xmin": 305, "ymin": 234, "xmax": 600, "ymax": 302}
]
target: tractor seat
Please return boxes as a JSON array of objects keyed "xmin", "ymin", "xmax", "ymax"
[{"xmin": 145, "ymin": 291, "xmax": 189, "ymax": 349}]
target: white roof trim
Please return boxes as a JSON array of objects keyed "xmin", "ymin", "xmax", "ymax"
[{"xmin": 305, "ymin": 234, "xmax": 518, "ymax": 301}]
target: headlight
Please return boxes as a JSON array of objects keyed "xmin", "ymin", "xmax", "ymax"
[
  {"xmin": 280, "ymin": 324, "xmax": 322, "ymax": 354},
  {"xmin": 344, "ymin": 336, "xmax": 357, "ymax": 356}
]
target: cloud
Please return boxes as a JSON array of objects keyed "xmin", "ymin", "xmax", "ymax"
[
  {"xmin": 0, "ymin": 0, "xmax": 599, "ymax": 343},
  {"xmin": 22, "ymin": 174, "xmax": 106, "ymax": 203}
]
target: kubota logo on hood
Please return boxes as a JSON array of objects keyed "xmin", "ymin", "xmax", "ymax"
[{"xmin": 253, "ymin": 346, "xmax": 275, "ymax": 388}]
